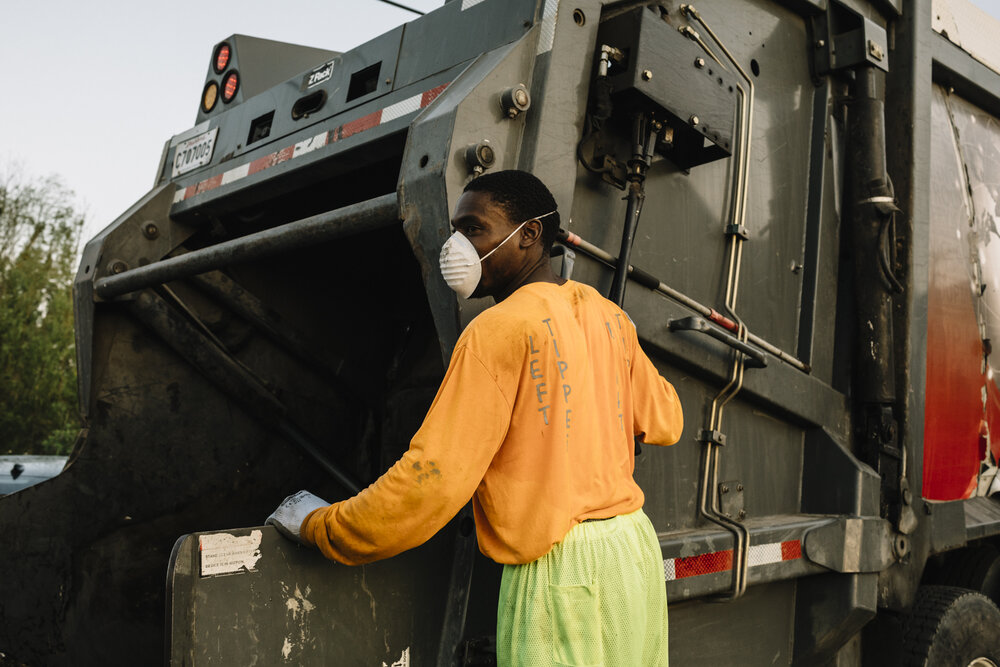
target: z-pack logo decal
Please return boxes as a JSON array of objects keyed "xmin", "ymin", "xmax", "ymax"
[{"xmin": 303, "ymin": 60, "xmax": 336, "ymax": 90}]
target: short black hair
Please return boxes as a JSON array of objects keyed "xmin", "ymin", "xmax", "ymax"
[{"xmin": 463, "ymin": 170, "xmax": 560, "ymax": 250}]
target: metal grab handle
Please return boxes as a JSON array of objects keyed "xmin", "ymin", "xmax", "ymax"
[
  {"xmin": 668, "ymin": 316, "xmax": 767, "ymax": 368},
  {"xmin": 95, "ymin": 192, "xmax": 399, "ymax": 300}
]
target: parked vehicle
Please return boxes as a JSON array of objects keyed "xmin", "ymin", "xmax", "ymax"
[{"xmin": 0, "ymin": 456, "xmax": 68, "ymax": 496}]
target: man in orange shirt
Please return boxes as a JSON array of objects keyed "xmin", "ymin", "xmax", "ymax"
[{"xmin": 269, "ymin": 170, "xmax": 683, "ymax": 665}]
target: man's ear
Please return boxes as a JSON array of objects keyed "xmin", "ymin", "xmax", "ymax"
[{"xmin": 520, "ymin": 219, "xmax": 544, "ymax": 248}]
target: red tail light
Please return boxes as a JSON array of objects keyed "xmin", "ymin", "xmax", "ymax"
[
  {"xmin": 222, "ymin": 71, "xmax": 239, "ymax": 103},
  {"xmin": 213, "ymin": 43, "xmax": 231, "ymax": 73}
]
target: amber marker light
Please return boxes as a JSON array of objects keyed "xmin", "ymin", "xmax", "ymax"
[
  {"xmin": 202, "ymin": 81, "xmax": 219, "ymax": 113},
  {"xmin": 222, "ymin": 71, "xmax": 239, "ymax": 103},
  {"xmin": 213, "ymin": 43, "xmax": 231, "ymax": 73}
]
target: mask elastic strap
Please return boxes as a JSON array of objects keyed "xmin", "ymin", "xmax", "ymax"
[
  {"xmin": 480, "ymin": 220, "xmax": 528, "ymax": 262},
  {"xmin": 480, "ymin": 210, "xmax": 557, "ymax": 262}
]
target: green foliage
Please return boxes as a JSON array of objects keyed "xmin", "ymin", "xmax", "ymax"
[{"xmin": 0, "ymin": 170, "xmax": 85, "ymax": 455}]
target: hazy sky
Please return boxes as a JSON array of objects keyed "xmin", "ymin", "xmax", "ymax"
[{"xmin": 2, "ymin": 0, "xmax": 1000, "ymax": 244}]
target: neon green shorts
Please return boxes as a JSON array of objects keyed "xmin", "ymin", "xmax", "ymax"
[{"xmin": 496, "ymin": 508, "xmax": 668, "ymax": 667}]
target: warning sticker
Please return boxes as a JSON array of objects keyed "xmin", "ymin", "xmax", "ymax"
[{"xmin": 199, "ymin": 530, "xmax": 263, "ymax": 577}]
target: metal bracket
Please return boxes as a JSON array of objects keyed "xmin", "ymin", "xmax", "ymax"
[
  {"xmin": 599, "ymin": 155, "xmax": 627, "ymax": 190},
  {"xmin": 810, "ymin": 0, "xmax": 890, "ymax": 76},
  {"xmin": 698, "ymin": 429, "xmax": 727, "ymax": 446},
  {"xmin": 724, "ymin": 223, "xmax": 750, "ymax": 240},
  {"xmin": 549, "ymin": 245, "xmax": 576, "ymax": 280},
  {"xmin": 718, "ymin": 480, "xmax": 746, "ymax": 522},
  {"xmin": 803, "ymin": 517, "xmax": 895, "ymax": 572}
]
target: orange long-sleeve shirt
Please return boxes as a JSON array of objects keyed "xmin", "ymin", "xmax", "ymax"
[{"xmin": 301, "ymin": 280, "xmax": 683, "ymax": 565}]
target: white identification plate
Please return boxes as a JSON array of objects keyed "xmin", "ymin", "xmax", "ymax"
[
  {"xmin": 199, "ymin": 529, "xmax": 263, "ymax": 577},
  {"xmin": 172, "ymin": 127, "xmax": 219, "ymax": 178}
]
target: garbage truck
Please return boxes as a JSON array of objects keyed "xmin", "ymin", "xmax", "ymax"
[{"xmin": 5, "ymin": 0, "xmax": 1000, "ymax": 663}]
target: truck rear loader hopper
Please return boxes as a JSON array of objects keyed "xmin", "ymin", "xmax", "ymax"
[{"xmin": 5, "ymin": 0, "xmax": 1000, "ymax": 664}]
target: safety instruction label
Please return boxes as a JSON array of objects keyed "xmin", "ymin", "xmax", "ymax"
[{"xmin": 199, "ymin": 530, "xmax": 263, "ymax": 577}]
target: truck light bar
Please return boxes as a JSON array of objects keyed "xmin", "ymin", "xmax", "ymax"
[{"xmin": 172, "ymin": 82, "xmax": 448, "ymax": 205}]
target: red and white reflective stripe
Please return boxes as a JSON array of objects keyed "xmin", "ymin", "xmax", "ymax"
[
  {"xmin": 663, "ymin": 540, "xmax": 802, "ymax": 581},
  {"xmin": 173, "ymin": 82, "xmax": 449, "ymax": 205}
]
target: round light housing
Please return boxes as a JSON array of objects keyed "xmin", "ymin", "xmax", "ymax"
[
  {"xmin": 213, "ymin": 43, "xmax": 231, "ymax": 73},
  {"xmin": 202, "ymin": 81, "xmax": 219, "ymax": 113},
  {"xmin": 222, "ymin": 71, "xmax": 239, "ymax": 103}
]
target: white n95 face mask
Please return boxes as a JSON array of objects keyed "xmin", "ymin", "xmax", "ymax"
[{"xmin": 439, "ymin": 211, "xmax": 556, "ymax": 299}]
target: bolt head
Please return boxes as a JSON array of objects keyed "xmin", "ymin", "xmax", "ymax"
[
  {"xmin": 689, "ymin": 115, "xmax": 700, "ymax": 126},
  {"xmin": 143, "ymin": 223, "xmax": 159, "ymax": 239},
  {"xmin": 695, "ymin": 57, "xmax": 706, "ymax": 68},
  {"xmin": 816, "ymin": 39, "xmax": 826, "ymax": 48},
  {"xmin": 466, "ymin": 140, "xmax": 496, "ymax": 173},
  {"xmin": 882, "ymin": 422, "xmax": 897, "ymax": 442},
  {"xmin": 501, "ymin": 85, "xmax": 530, "ymax": 117},
  {"xmin": 641, "ymin": 69, "xmax": 653, "ymax": 81},
  {"xmin": 478, "ymin": 144, "xmax": 495, "ymax": 165}
]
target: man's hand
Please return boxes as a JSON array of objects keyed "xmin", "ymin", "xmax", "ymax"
[{"xmin": 266, "ymin": 490, "xmax": 329, "ymax": 544}]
